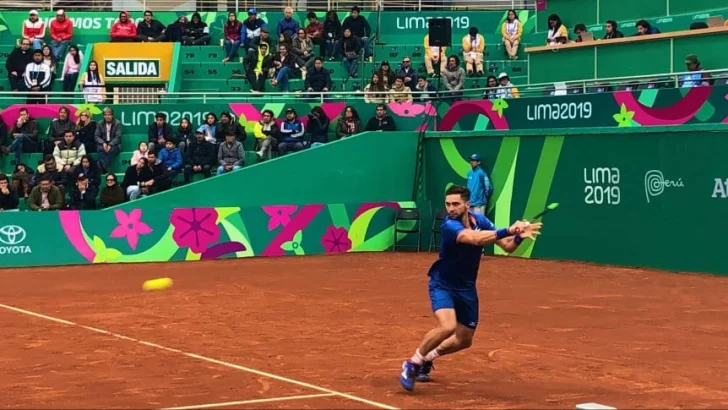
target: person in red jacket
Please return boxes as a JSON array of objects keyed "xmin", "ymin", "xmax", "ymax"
[
  {"xmin": 110, "ymin": 11, "xmax": 137, "ymax": 42},
  {"xmin": 222, "ymin": 11, "xmax": 242, "ymax": 63},
  {"xmin": 22, "ymin": 9, "xmax": 45, "ymax": 51},
  {"xmin": 49, "ymin": 10, "xmax": 73, "ymax": 60}
]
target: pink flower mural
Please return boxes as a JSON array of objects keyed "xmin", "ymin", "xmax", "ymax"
[
  {"xmin": 320, "ymin": 226, "xmax": 352, "ymax": 253},
  {"xmin": 262, "ymin": 205, "xmax": 298, "ymax": 231},
  {"xmin": 109, "ymin": 209, "xmax": 152, "ymax": 250},
  {"xmin": 170, "ymin": 208, "xmax": 221, "ymax": 254}
]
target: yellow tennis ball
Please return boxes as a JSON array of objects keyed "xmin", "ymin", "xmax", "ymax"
[{"xmin": 142, "ymin": 277, "xmax": 173, "ymax": 292}]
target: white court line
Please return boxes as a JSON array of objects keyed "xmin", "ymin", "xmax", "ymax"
[
  {"xmin": 0, "ymin": 303, "xmax": 398, "ymax": 410},
  {"xmin": 161, "ymin": 393, "xmax": 338, "ymax": 410}
]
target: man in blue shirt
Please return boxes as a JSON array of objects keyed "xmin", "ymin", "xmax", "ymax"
[
  {"xmin": 399, "ymin": 185, "xmax": 542, "ymax": 392},
  {"xmin": 466, "ymin": 153, "xmax": 493, "ymax": 215}
]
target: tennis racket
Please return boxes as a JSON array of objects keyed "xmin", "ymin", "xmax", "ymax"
[{"xmin": 529, "ymin": 202, "xmax": 560, "ymax": 223}]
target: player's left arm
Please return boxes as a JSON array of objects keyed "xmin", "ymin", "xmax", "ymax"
[{"xmin": 496, "ymin": 221, "xmax": 542, "ymax": 253}]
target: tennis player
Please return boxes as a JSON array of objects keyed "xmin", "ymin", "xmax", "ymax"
[{"xmin": 399, "ymin": 185, "xmax": 542, "ymax": 391}]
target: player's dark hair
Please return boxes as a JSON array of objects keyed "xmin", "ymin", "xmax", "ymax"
[{"xmin": 445, "ymin": 185, "xmax": 470, "ymax": 201}]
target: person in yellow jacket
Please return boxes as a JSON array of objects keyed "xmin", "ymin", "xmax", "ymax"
[
  {"xmin": 423, "ymin": 34, "xmax": 447, "ymax": 77},
  {"xmin": 461, "ymin": 27, "xmax": 485, "ymax": 76},
  {"xmin": 501, "ymin": 9, "xmax": 522, "ymax": 60},
  {"xmin": 546, "ymin": 14, "xmax": 568, "ymax": 45}
]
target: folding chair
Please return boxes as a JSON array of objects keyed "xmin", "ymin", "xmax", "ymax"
[
  {"xmin": 392, "ymin": 207, "xmax": 421, "ymax": 252},
  {"xmin": 428, "ymin": 208, "xmax": 448, "ymax": 252}
]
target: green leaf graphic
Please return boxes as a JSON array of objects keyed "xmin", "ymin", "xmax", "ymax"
[{"xmin": 281, "ymin": 241, "xmax": 294, "ymax": 251}]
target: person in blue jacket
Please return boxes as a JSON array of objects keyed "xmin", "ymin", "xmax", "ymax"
[
  {"xmin": 158, "ymin": 139, "xmax": 183, "ymax": 181},
  {"xmin": 466, "ymin": 154, "xmax": 493, "ymax": 215},
  {"xmin": 278, "ymin": 108, "xmax": 306, "ymax": 155},
  {"xmin": 277, "ymin": 7, "xmax": 299, "ymax": 39},
  {"xmin": 242, "ymin": 8, "xmax": 267, "ymax": 53}
]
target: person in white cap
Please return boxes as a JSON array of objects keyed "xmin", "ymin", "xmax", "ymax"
[
  {"xmin": 22, "ymin": 10, "xmax": 46, "ymax": 51},
  {"xmin": 496, "ymin": 72, "xmax": 520, "ymax": 99},
  {"xmin": 50, "ymin": 10, "xmax": 73, "ymax": 60}
]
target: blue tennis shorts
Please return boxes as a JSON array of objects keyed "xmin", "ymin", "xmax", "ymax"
[{"xmin": 428, "ymin": 280, "xmax": 479, "ymax": 329}]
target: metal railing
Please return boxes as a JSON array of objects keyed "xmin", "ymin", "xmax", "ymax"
[
  {"xmin": 0, "ymin": 0, "xmax": 535, "ymax": 11},
  {"xmin": 2, "ymin": 68, "xmax": 727, "ymax": 104}
]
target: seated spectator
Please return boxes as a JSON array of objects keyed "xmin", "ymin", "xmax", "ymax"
[
  {"xmin": 216, "ymin": 111, "xmax": 247, "ymax": 144},
  {"xmin": 217, "ymin": 131, "xmax": 245, "ymax": 174},
  {"xmin": 424, "ymin": 34, "xmax": 447, "ymax": 77},
  {"xmin": 61, "ymin": 45, "xmax": 82, "ymax": 92},
  {"xmin": 635, "ymin": 20, "xmax": 659, "ymax": 36},
  {"xmin": 307, "ymin": 106, "xmax": 330, "ymax": 147},
  {"xmin": 75, "ymin": 109, "xmax": 96, "ymax": 154},
  {"xmin": 80, "ymin": 60, "xmax": 105, "ymax": 104},
  {"xmin": 148, "ymin": 112, "xmax": 173, "ymax": 153},
  {"xmin": 110, "ymin": 11, "xmax": 137, "ymax": 42},
  {"xmin": 165, "ymin": 16, "xmax": 188, "ymax": 43},
  {"xmin": 200, "ymin": 113, "xmax": 218, "ymax": 144},
  {"xmin": 414, "ymin": 77, "xmax": 436, "ymax": 102},
  {"xmin": 184, "ymin": 129, "xmax": 215, "ymax": 183},
  {"xmin": 131, "ymin": 141, "xmax": 149, "ymax": 167},
  {"xmin": 397, "ymin": 57, "xmax": 418, "ymax": 90},
  {"xmin": 277, "ymin": 7, "xmax": 299, "ymax": 39},
  {"xmin": 67, "ymin": 174, "xmax": 97, "ymax": 210},
  {"xmin": 0, "ymin": 174, "xmax": 20, "ymax": 212},
  {"xmin": 245, "ymin": 42, "xmax": 274, "ymax": 93},
  {"xmin": 176, "ymin": 118, "xmax": 195, "ymax": 152},
  {"xmin": 293, "ymin": 29, "xmax": 316, "ymax": 72},
  {"xmin": 342, "ymin": 6, "xmax": 371, "ymax": 58},
  {"xmin": 182, "ymin": 12, "xmax": 211, "ymax": 45},
  {"xmin": 574, "ymin": 24, "xmax": 589, "ymax": 42},
  {"xmin": 243, "ymin": 9, "xmax": 267, "ymax": 53},
  {"xmin": 41, "ymin": 45, "xmax": 58, "ymax": 82},
  {"xmin": 546, "ymin": 14, "xmax": 568, "ymax": 45},
  {"xmin": 278, "ymin": 108, "xmax": 306, "ymax": 154},
  {"xmin": 462, "ymin": 27, "xmax": 485, "ymax": 76},
  {"xmin": 24, "ymin": 49, "xmax": 53, "ymax": 104},
  {"xmin": 47, "ymin": 106, "xmax": 74, "ymax": 155},
  {"xmin": 279, "ymin": 32, "xmax": 294, "ymax": 51},
  {"xmin": 142, "ymin": 150, "xmax": 171, "ymax": 194},
  {"xmin": 484, "ymin": 75, "xmax": 498, "ymax": 99},
  {"xmin": 158, "ymin": 139, "xmax": 183, "ymax": 180},
  {"xmin": 306, "ymin": 12, "xmax": 325, "ymax": 59},
  {"xmin": 74, "ymin": 155, "xmax": 100, "ymax": 189},
  {"xmin": 122, "ymin": 158, "xmax": 153, "ymax": 200},
  {"xmin": 29, "ymin": 175, "xmax": 64, "ymax": 211},
  {"xmin": 306, "ymin": 58, "xmax": 332, "ymax": 94},
  {"xmin": 35, "ymin": 154, "xmax": 67, "ymax": 195},
  {"xmin": 136, "ymin": 10, "xmax": 166, "ymax": 42},
  {"xmin": 364, "ymin": 73, "xmax": 388, "ymax": 103},
  {"xmin": 250, "ymin": 27, "xmax": 275, "ymax": 54},
  {"xmin": 12, "ymin": 163, "xmax": 33, "ymax": 198},
  {"xmin": 223, "ymin": 12, "xmax": 242, "ymax": 63},
  {"xmin": 336, "ymin": 106, "xmax": 361, "ymax": 139},
  {"xmin": 99, "ymin": 173, "xmax": 125, "ymax": 208},
  {"xmin": 23, "ymin": 10, "xmax": 45, "ymax": 50},
  {"xmin": 323, "ymin": 10, "xmax": 342, "ymax": 60},
  {"xmin": 496, "ymin": 72, "xmax": 520, "ymax": 99},
  {"xmin": 253, "ymin": 109, "xmax": 279, "ymax": 159},
  {"xmin": 680, "ymin": 54, "xmax": 711, "ymax": 88},
  {"xmin": 339, "ymin": 28, "xmax": 361, "ymax": 78},
  {"xmin": 389, "ymin": 75, "xmax": 413, "ymax": 103},
  {"xmin": 271, "ymin": 44, "xmax": 300, "ymax": 92},
  {"xmin": 94, "ymin": 107, "xmax": 122, "ymax": 173},
  {"xmin": 502, "ymin": 9, "xmax": 522, "ymax": 60},
  {"xmin": 604, "ymin": 20, "xmax": 624, "ymax": 39},
  {"xmin": 49, "ymin": 10, "xmax": 73, "ymax": 60},
  {"xmin": 9, "ymin": 108, "xmax": 39, "ymax": 166},
  {"xmin": 0, "ymin": 120, "xmax": 6, "ymax": 159},
  {"xmin": 443, "ymin": 56, "xmax": 465, "ymax": 101},
  {"xmin": 6, "ymin": 39, "xmax": 33, "ymax": 91},
  {"xmin": 377, "ymin": 60, "xmax": 395, "ymax": 88},
  {"xmin": 53, "ymin": 130, "xmax": 86, "ymax": 176},
  {"xmin": 365, "ymin": 104, "xmax": 397, "ymax": 132}
]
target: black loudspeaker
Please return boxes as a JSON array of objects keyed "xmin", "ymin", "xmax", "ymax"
[{"xmin": 428, "ymin": 18, "xmax": 452, "ymax": 47}]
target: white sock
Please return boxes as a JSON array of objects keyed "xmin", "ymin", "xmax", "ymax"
[
  {"xmin": 410, "ymin": 349, "xmax": 426, "ymax": 365},
  {"xmin": 424, "ymin": 349, "xmax": 441, "ymax": 362}
]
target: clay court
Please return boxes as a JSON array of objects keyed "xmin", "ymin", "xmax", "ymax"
[{"xmin": 2, "ymin": 253, "xmax": 728, "ymax": 409}]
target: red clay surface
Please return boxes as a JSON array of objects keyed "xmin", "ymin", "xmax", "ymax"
[{"xmin": 1, "ymin": 253, "xmax": 728, "ymax": 409}]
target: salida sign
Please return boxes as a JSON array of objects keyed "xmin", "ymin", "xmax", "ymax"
[{"xmin": 104, "ymin": 59, "xmax": 161, "ymax": 79}]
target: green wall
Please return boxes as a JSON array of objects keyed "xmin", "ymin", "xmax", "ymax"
[{"xmin": 528, "ymin": 29, "xmax": 728, "ymax": 83}]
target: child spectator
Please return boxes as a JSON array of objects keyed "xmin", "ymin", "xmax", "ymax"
[
  {"xmin": 131, "ymin": 141, "xmax": 149, "ymax": 167},
  {"xmin": 158, "ymin": 139, "xmax": 183, "ymax": 180}
]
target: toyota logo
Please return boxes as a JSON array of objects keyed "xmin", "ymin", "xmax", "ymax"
[{"xmin": 0, "ymin": 225, "xmax": 27, "ymax": 245}]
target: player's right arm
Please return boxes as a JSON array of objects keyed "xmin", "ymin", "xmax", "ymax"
[{"xmin": 453, "ymin": 220, "xmax": 528, "ymax": 247}]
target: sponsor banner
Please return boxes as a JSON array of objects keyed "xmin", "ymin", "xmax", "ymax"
[{"xmin": 93, "ymin": 43, "xmax": 173, "ymax": 82}]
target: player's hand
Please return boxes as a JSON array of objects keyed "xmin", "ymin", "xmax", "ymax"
[
  {"xmin": 519, "ymin": 222, "xmax": 543, "ymax": 240},
  {"xmin": 508, "ymin": 220, "xmax": 530, "ymax": 235}
]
